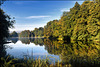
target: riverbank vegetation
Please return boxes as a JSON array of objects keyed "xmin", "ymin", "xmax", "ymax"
[
  {"xmin": 12, "ymin": 1, "xmax": 100, "ymax": 42},
  {"xmin": 0, "ymin": 55, "xmax": 72, "ymax": 67},
  {"xmin": 1, "ymin": 38, "xmax": 100, "ymax": 67},
  {"xmin": 11, "ymin": 27, "xmax": 44, "ymax": 38},
  {"xmin": 44, "ymin": 1, "xmax": 100, "ymax": 42},
  {"xmin": 10, "ymin": 31, "xmax": 18, "ymax": 37},
  {"xmin": 1, "ymin": 0, "xmax": 100, "ymax": 67}
]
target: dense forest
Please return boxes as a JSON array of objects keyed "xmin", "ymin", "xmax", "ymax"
[
  {"xmin": 44, "ymin": 1, "xmax": 100, "ymax": 42},
  {"xmin": 1, "ymin": 0, "xmax": 100, "ymax": 67},
  {"xmin": 10, "ymin": 1, "xmax": 100, "ymax": 42}
]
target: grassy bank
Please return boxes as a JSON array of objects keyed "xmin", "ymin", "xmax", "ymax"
[{"xmin": 0, "ymin": 55, "xmax": 70, "ymax": 67}]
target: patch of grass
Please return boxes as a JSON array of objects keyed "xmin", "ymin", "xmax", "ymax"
[{"xmin": 0, "ymin": 55, "xmax": 69, "ymax": 67}]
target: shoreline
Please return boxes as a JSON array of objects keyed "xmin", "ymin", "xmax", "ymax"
[{"xmin": 9, "ymin": 37, "xmax": 44, "ymax": 38}]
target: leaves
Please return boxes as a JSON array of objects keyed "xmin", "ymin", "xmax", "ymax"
[{"xmin": 44, "ymin": 1, "xmax": 100, "ymax": 41}]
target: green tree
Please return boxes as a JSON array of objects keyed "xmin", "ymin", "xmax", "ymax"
[
  {"xmin": 10, "ymin": 31, "xmax": 18, "ymax": 37},
  {"xmin": 44, "ymin": 1, "xmax": 100, "ymax": 42},
  {"xmin": 0, "ymin": 8, "xmax": 14, "ymax": 43}
]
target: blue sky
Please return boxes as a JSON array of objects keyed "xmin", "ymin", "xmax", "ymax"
[{"xmin": 1, "ymin": 1, "xmax": 83, "ymax": 33}]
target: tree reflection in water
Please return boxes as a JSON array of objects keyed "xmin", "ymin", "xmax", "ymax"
[
  {"xmin": 44, "ymin": 39, "xmax": 100, "ymax": 67},
  {"xmin": 8, "ymin": 38, "xmax": 44, "ymax": 46},
  {"xmin": 8, "ymin": 38, "xmax": 18, "ymax": 44},
  {"xmin": 6, "ymin": 38, "xmax": 100, "ymax": 67}
]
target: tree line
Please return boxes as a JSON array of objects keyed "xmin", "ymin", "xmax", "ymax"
[
  {"xmin": 44, "ymin": 1, "xmax": 100, "ymax": 42},
  {"xmin": 10, "ymin": 1, "xmax": 100, "ymax": 42},
  {"xmin": 10, "ymin": 27, "xmax": 44, "ymax": 38}
]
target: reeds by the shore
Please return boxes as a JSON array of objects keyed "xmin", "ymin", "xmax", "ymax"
[{"xmin": 0, "ymin": 55, "xmax": 70, "ymax": 67}]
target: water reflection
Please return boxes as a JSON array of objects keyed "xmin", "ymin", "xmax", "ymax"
[
  {"xmin": 8, "ymin": 38, "xmax": 44, "ymax": 46},
  {"xmin": 6, "ymin": 38, "xmax": 60, "ymax": 63},
  {"xmin": 44, "ymin": 39, "xmax": 100, "ymax": 67},
  {"xmin": 20, "ymin": 38, "xmax": 30, "ymax": 44},
  {"xmin": 31, "ymin": 38, "xmax": 44, "ymax": 46},
  {"xmin": 6, "ymin": 38, "xmax": 100, "ymax": 66},
  {"xmin": 8, "ymin": 37, "xmax": 18, "ymax": 44}
]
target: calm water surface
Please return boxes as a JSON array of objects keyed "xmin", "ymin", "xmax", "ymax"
[
  {"xmin": 4, "ymin": 37, "xmax": 100, "ymax": 66},
  {"xmin": 5, "ymin": 38, "xmax": 60, "ymax": 63}
]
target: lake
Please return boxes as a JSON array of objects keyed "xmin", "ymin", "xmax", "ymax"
[
  {"xmin": 5, "ymin": 38, "xmax": 60, "ymax": 63},
  {"xmin": 4, "ymin": 37, "xmax": 100, "ymax": 66}
]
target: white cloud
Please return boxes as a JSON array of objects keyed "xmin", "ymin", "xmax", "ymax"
[
  {"xmin": 26, "ymin": 16, "xmax": 51, "ymax": 19},
  {"xmin": 61, "ymin": 8, "xmax": 70, "ymax": 12}
]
